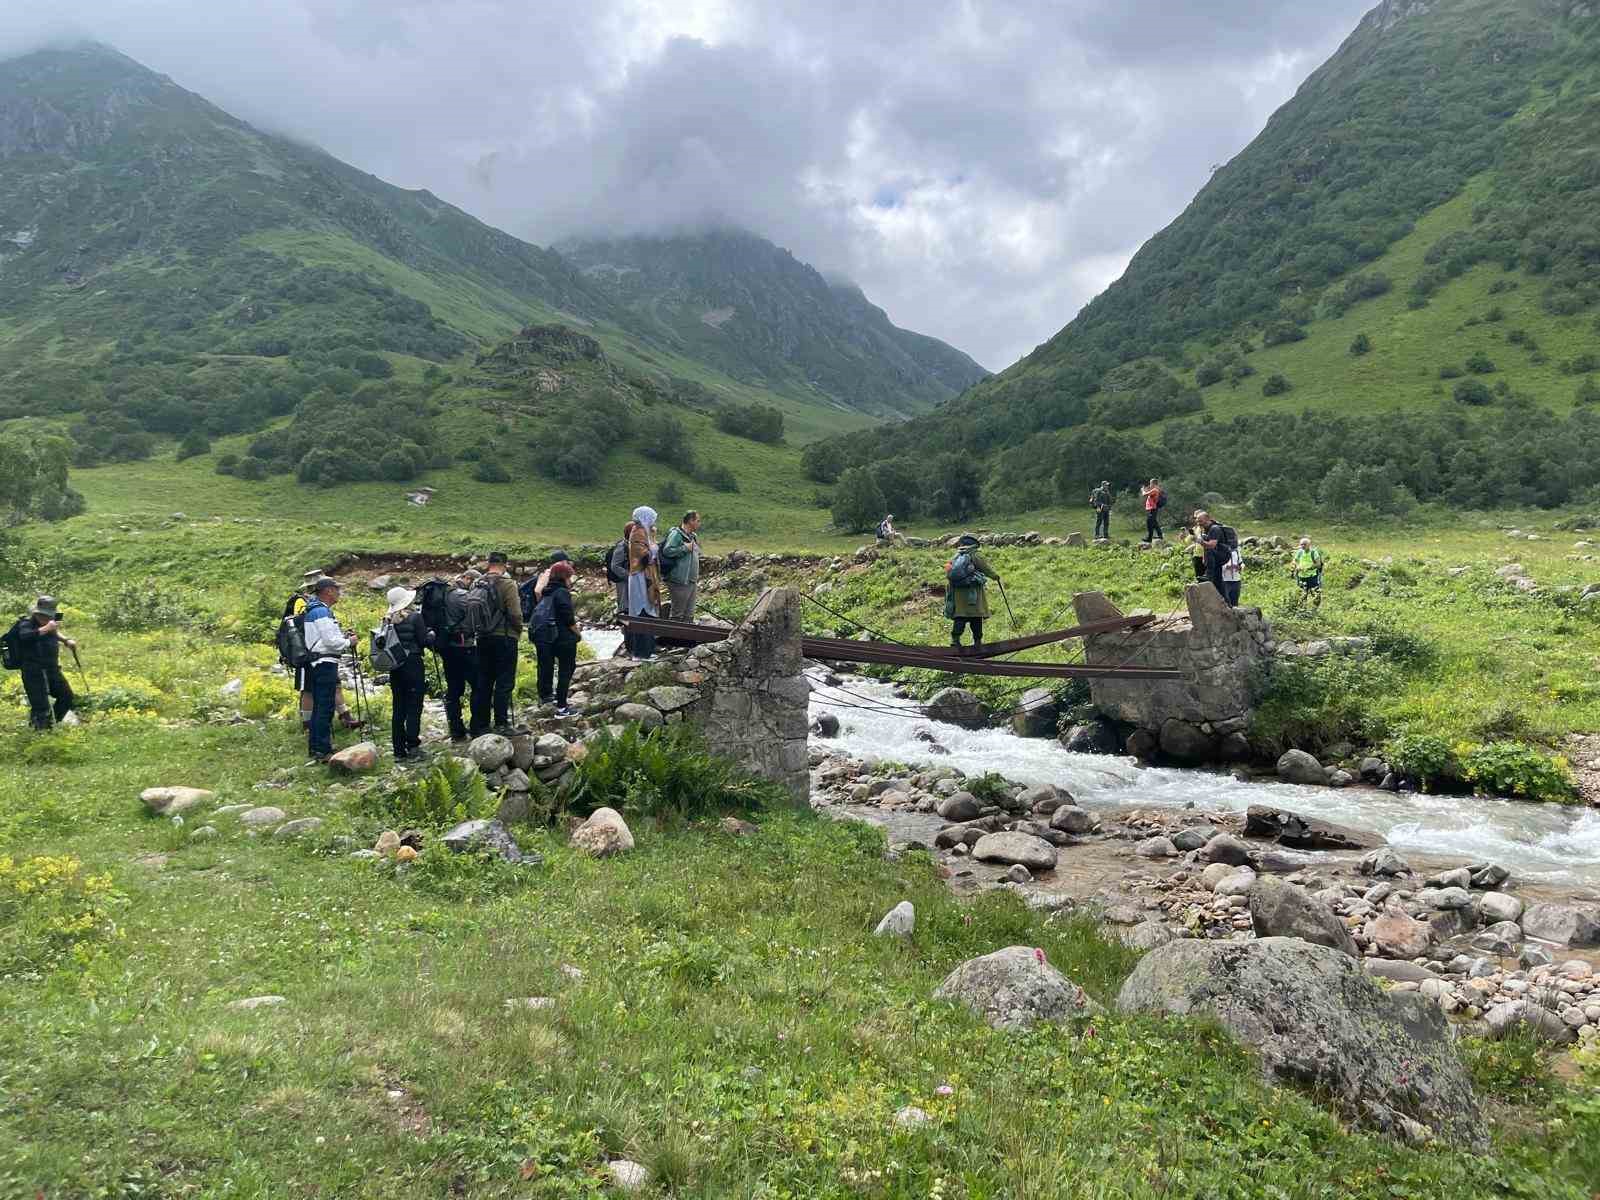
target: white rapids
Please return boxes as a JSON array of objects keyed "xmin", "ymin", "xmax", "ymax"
[{"xmin": 807, "ymin": 673, "xmax": 1600, "ymax": 889}]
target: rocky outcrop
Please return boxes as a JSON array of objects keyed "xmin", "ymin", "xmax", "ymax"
[
  {"xmin": 935, "ymin": 946, "xmax": 1102, "ymax": 1030},
  {"xmin": 1074, "ymin": 585, "xmax": 1270, "ymax": 763},
  {"xmin": 1118, "ymin": 937, "xmax": 1483, "ymax": 1148}
]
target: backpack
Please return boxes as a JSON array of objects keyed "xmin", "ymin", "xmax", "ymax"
[
  {"xmin": 1155, "ymin": 489, "xmax": 1168, "ymax": 510},
  {"xmin": 0, "ymin": 618, "xmax": 24, "ymax": 671},
  {"xmin": 605, "ymin": 538, "xmax": 630, "ymax": 583},
  {"xmin": 518, "ymin": 576, "xmax": 539, "ymax": 624},
  {"xmin": 946, "ymin": 552, "xmax": 983, "ymax": 589},
  {"xmin": 876, "ymin": 519, "xmax": 891, "ymax": 538},
  {"xmin": 369, "ymin": 620, "xmax": 408, "ymax": 673},
  {"xmin": 418, "ymin": 579, "xmax": 451, "ymax": 637},
  {"xmin": 276, "ymin": 609, "xmax": 311, "ymax": 670},
  {"xmin": 474, "ymin": 576, "xmax": 508, "ymax": 636},
  {"xmin": 530, "ymin": 590, "xmax": 559, "ymax": 644}
]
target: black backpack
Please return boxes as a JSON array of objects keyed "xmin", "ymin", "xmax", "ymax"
[
  {"xmin": 418, "ymin": 579, "xmax": 451, "ymax": 637},
  {"xmin": 275, "ymin": 594, "xmax": 311, "ymax": 669},
  {"xmin": 605, "ymin": 539, "xmax": 631, "ymax": 583},
  {"xmin": 518, "ymin": 576, "xmax": 539, "ymax": 623},
  {"xmin": 0, "ymin": 618, "xmax": 24, "ymax": 671},
  {"xmin": 1155, "ymin": 489, "xmax": 1169, "ymax": 510},
  {"xmin": 530, "ymin": 590, "xmax": 559, "ymax": 644}
]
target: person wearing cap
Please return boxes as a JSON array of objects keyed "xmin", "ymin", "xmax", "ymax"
[
  {"xmin": 381, "ymin": 585, "xmax": 434, "ymax": 761},
  {"xmin": 943, "ymin": 535, "xmax": 1000, "ymax": 647},
  {"xmin": 13, "ymin": 596, "xmax": 77, "ymax": 730},
  {"xmin": 303, "ymin": 577, "xmax": 355, "ymax": 761},
  {"xmin": 530, "ymin": 561, "xmax": 581, "ymax": 715},
  {"xmin": 476, "ymin": 552, "xmax": 525, "ymax": 735},
  {"xmin": 294, "ymin": 569, "xmax": 360, "ymax": 732},
  {"xmin": 1292, "ymin": 537, "xmax": 1325, "ymax": 608},
  {"xmin": 440, "ymin": 568, "xmax": 485, "ymax": 741},
  {"xmin": 1089, "ymin": 481, "xmax": 1114, "ymax": 541}
]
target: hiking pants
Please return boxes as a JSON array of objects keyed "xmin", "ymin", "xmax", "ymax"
[
  {"xmin": 1093, "ymin": 510, "xmax": 1110, "ymax": 540},
  {"xmin": 439, "ymin": 645, "xmax": 482, "ymax": 738},
  {"xmin": 21, "ymin": 663, "xmax": 74, "ymax": 730},
  {"xmin": 1224, "ymin": 580, "xmax": 1241, "ymax": 607},
  {"xmin": 535, "ymin": 633, "xmax": 578, "ymax": 707},
  {"xmin": 951, "ymin": 617, "xmax": 983, "ymax": 646},
  {"xmin": 307, "ymin": 661, "xmax": 339, "ymax": 758},
  {"xmin": 668, "ymin": 581, "xmax": 697, "ymax": 623},
  {"xmin": 1145, "ymin": 511, "xmax": 1162, "ymax": 541},
  {"xmin": 389, "ymin": 663, "xmax": 425, "ymax": 756},
  {"xmin": 477, "ymin": 635, "xmax": 519, "ymax": 730}
]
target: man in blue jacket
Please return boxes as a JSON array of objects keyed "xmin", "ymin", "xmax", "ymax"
[{"xmin": 302, "ymin": 578, "xmax": 355, "ymax": 761}]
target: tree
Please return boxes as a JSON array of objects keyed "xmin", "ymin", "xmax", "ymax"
[
  {"xmin": 1249, "ymin": 476, "xmax": 1294, "ymax": 519},
  {"xmin": 1349, "ymin": 333, "xmax": 1372, "ymax": 357},
  {"xmin": 925, "ymin": 453, "xmax": 983, "ymax": 522},
  {"xmin": 176, "ymin": 430, "xmax": 211, "ymax": 460},
  {"xmin": 473, "ymin": 459, "xmax": 510, "ymax": 483},
  {"xmin": 1465, "ymin": 350, "xmax": 1497, "ymax": 374},
  {"xmin": 1262, "ymin": 373, "xmax": 1291, "ymax": 396},
  {"xmin": 0, "ymin": 433, "xmax": 79, "ymax": 534},
  {"xmin": 831, "ymin": 467, "xmax": 885, "ymax": 533},
  {"xmin": 1453, "ymin": 379, "xmax": 1493, "ymax": 405},
  {"xmin": 1317, "ymin": 461, "xmax": 1360, "ymax": 513}
]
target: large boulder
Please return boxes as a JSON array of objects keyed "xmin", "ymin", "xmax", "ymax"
[
  {"xmin": 570, "ymin": 807, "xmax": 635, "ymax": 857},
  {"xmin": 1060, "ymin": 721, "xmax": 1119, "ymax": 755},
  {"xmin": 1366, "ymin": 906, "xmax": 1433, "ymax": 960},
  {"xmin": 1519, "ymin": 902, "xmax": 1600, "ymax": 948},
  {"xmin": 1275, "ymin": 749, "xmax": 1326, "ymax": 785},
  {"xmin": 441, "ymin": 818, "xmax": 524, "ymax": 862},
  {"xmin": 925, "ymin": 687, "xmax": 988, "ymax": 729},
  {"xmin": 328, "ymin": 741, "xmax": 378, "ymax": 773},
  {"xmin": 935, "ymin": 791, "xmax": 981, "ymax": 822},
  {"xmin": 1158, "ymin": 718, "xmax": 1212, "ymax": 764},
  {"xmin": 971, "ymin": 832, "xmax": 1058, "ymax": 871},
  {"xmin": 934, "ymin": 945, "xmax": 1102, "ymax": 1031},
  {"xmin": 1011, "ymin": 688, "xmax": 1059, "ymax": 738},
  {"xmin": 466, "ymin": 734, "xmax": 515, "ymax": 771},
  {"xmin": 1359, "ymin": 848, "xmax": 1412, "ymax": 878},
  {"xmin": 1485, "ymin": 1000, "xmax": 1577, "ymax": 1045},
  {"xmin": 140, "ymin": 786, "xmax": 214, "ymax": 816},
  {"xmin": 1248, "ymin": 877, "xmax": 1358, "ymax": 957},
  {"xmin": 1117, "ymin": 937, "xmax": 1483, "ymax": 1148},
  {"xmin": 1049, "ymin": 804, "xmax": 1095, "ymax": 835},
  {"xmin": 1203, "ymin": 833, "xmax": 1253, "ymax": 866},
  {"xmin": 1243, "ymin": 805, "xmax": 1378, "ymax": 851}
]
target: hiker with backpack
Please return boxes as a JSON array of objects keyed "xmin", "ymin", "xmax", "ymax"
[
  {"xmin": 625, "ymin": 506, "xmax": 662, "ymax": 659},
  {"xmin": 1292, "ymin": 537, "xmax": 1326, "ymax": 608},
  {"xmin": 1195, "ymin": 511, "xmax": 1241, "ymax": 606},
  {"xmin": 943, "ymin": 535, "xmax": 1000, "ymax": 648},
  {"xmin": 1140, "ymin": 479, "xmax": 1168, "ymax": 543},
  {"xmin": 4, "ymin": 596, "xmax": 78, "ymax": 731},
  {"xmin": 530, "ymin": 550, "xmax": 570, "ymax": 605},
  {"xmin": 608, "ymin": 523, "xmax": 634, "ymax": 621},
  {"xmin": 1089, "ymin": 482, "xmax": 1113, "ymax": 541},
  {"xmin": 374, "ymin": 586, "xmax": 434, "ymax": 761},
  {"xmin": 660, "ymin": 511, "xmax": 702, "ymax": 622},
  {"xmin": 289, "ymin": 570, "xmax": 360, "ymax": 733},
  {"xmin": 530, "ymin": 561, "xmax": 581, "ymax": 715},
  {"xmin": 876, "ymin": 514, "xmax": 899, "ymax": 546},
  {"xmin": 476, "ymin": 552, "xmax": 525, "ymax": 735},
  {"xmin": 422, "ymin": 569, "xmax": 488, "ymax": 742},
  {"xmin": 302, "ymin": 578, "xmax": 356, "ymax": 762}
]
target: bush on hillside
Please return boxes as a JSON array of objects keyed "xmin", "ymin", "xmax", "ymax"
[
  {"xmin": 233, "ymin": 455, "xmax": 269, "ymax": 481},
  {"xmin": 656, "ymin": 479, "xmax": 683, "ymax": 505},
  {"xmin": 1249, "ymin": 476, "xmax": 1294, "ymax": 519},
  {"xmin": 1261, "ymin": 374, "xmax": 1291, "ymax": 396},
  {"xmin": 694, "ymin": 461, "xmax": 739, "ymax": 493},
  {"xmin": 473, "ymin": 459, "xmax": 510, "ymax": 483},
  {"xmin": 1349, "ymin": 333, "xmax": 1372, "ymax": 357},
  {"xmin": 214, "ymin": 453, "xmax": 239, "ymax": 475},
  {"xmin": 831, "ymin": 467, "xmax": 885, "ymax": 533},
  {"xmin": 1465, "ymin": 350, "xmax": 1497, "ymax": 375},
  {"xmin": 714, "ymin": 403, "xmax": 783, "ymax": 443},
  {"xmin": 1453, "ymin": 379, "xmax": 1493, "ymax": 405},
  {"xmin": 1577, "ymin": 377, "xmax": 1600, "ymax": 406},
  {"xmin": 98, "ymin": 578, "xmax": 193, "ymax": 631},
  {"xmin": 1439, "ymin": 363, "xmax": 1463, "ymax": 379},
  {"xmin": 1459, "ymin": 742, "xmax": 1576, "ymax": 803},
  {"xmin": 637, "ymin": 410, "xmax": 689, "ymax": 462},
  {"xmin": 175, "ymin": 430, "xmax": 210, "ymax": 460},
  {"xmin": 1261, "ymin": 322, "xmax": 1307, "ymax": 348}
]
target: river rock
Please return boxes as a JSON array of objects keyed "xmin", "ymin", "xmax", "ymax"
[
  {"xmin": 934, "ymin": 945, "xmax": 1102, "ymax": 1031},
  {"xmin": 1248, "ymin": 877, "xmax": 1358, "ymax": 956},
  {"xmin": 1470, "ymin": 863, "xmax": 1510, "ymax": 889},
  {"xmin": 1473, "ymin": 921, "xmax": 1523, "ymax": 956},
  {"xmin": 1117, "ymin": 937, "xmax": 1484, "ymax": 1148},
  {"xmin": 140, "ymin": 786, "xmax": 214, "ymax": 816},
  {"xmin": 239, "ymin": 806, "xmax": 286, "ymax": 829},
  {"xmin": 1359, "ymin": 848, "xmax": 1412, "ymax": 878},
  {"xmin": 1478, "ymin": 892, "xmax": 1524, "ymax": 925},
  {"xmin": 467, "ymin": 734, "xmax": 515, "ymax": 770},
  {"xmin": 925, "ymin": 688, "xmax": 987, "ymax": 730},
  {"xmin": 936, "ymin": 792, "xmax": 981, "ymax": 822},
  {"xmin": 873, "ymin": 901, "xmax": 915, "ymax": 937},
  {"xmin": 1135, "ymin": 835, "xmax": 1177, "ymax": 858},
  {"xmin": 1203, "ymin": 832, "xmax": 1253, "ymax": 866},
  {"xmin": 972, "ymin": 832, "xmax": 1057, "ymax": 871},
  {"xmin": 1019, "ymin": 783, "xmax": 1067, "ymax": 813},
  {"xmin": 1364, "ymin": 959, "xmax": 1438, "ymax": 984},
  {"xmin": 328, "ymin": 741, "xmax": 378, "ymax": 772},
  {"xmin": 1275, "ymin": 749, "xmax": 1325, "ymax": 785},
  {"xmin": 1170, "ymin": 826, "xmax": 1214, "ymax": 852},
  {"xmin": 441, "ymin": 818, "xmax": 523, "ymax": 863},
  {"xmin": 614, "ymin": 702, "xmax": 664, "ymax": 729},
  {"xmin": 1123, "ymin": 921, "xmax": 1177, "ymax": 951},
  {"xmin": 571, "ymin": 807, "xmax": 634, "ymax": 857},
  {"xmin": 1213, "ymin": 867, "xmax": 1258, "ymax": 898},
  {"xmin": 811, "ymin": 713, "xmax": 841, "ymax": 738},
  {"xmin": 1049, "ymin": 804, "xmax": 1095, "ymax": 835},
  {"xmin": 1420, "ymin": 887, "xmax": 1474, "ymax": 911},
  {"xmin": 1426, "ymin": 867, "xmax": 1473, "ymax": 890},
  {"xmin": 273, "ymin": 817, "xmax": 324, "ymax": 839},
  {"xmin": 1485, "ymin": 999, "xmax": 1577, "ymax": 1045},
  {"xmin": 1367, "ymin": 906, "xmax": 1432, "ymax": 959},
  {"xmin": 1243, "ymin": 805, "xmax": 1377, "ymax": 851},
  {"xmin": 606, "ymin": 1159, "xmax": 650, "ymax": 1192},
  {"xmin": 1200, "ymin": 862, "xmax": 1237, "ymax": 891},
  {"xmin": 1159, "ymin": 719, "xmax": 1212, "ymax": 764},
  {"xmin": 1061, "ymin": 722, "xmax": 1118, "ymax": 755},
  {"xmin": 1012, "ymin": 688, "xmax": 1059, "ymax": 738},
  {"xmin": 534, "ymin": 732, "xmax": 569, "ymax": 758},
  {"xmin": 1519, "ymin": 902, "xmax": 1600, "ymax": 947}
]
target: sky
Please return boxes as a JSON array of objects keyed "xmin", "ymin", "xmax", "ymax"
[{"xmin": 3, "ymin": 0, "xmax": 1376, "ymax": 372}]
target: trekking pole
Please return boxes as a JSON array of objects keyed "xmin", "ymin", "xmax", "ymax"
[
  {"xmin": 996, "ymin": 579, "xmax": 1018, "ymax": 634},
  {"xmin": 68, "ymin": 643, "xmax": 90, "ymax": 696}
]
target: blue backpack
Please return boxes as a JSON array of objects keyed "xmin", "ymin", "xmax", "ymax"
[{"xmin": 946, "ymin": 552, "xmax": 983, "ymax": 589}]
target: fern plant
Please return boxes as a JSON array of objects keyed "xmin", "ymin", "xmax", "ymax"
[
  {"xmin": 564, "ymin": 723, "xmax": 784, "ymax": 823},
  {"xmin": 359, "ymin": 757, "xmax": 494, "ymax": 829}
]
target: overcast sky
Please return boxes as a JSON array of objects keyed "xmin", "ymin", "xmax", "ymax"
[{"xmin": 4, "ymin": 0, "xmax": 1375, "ymax": 371}]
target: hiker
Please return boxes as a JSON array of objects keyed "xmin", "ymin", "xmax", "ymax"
[
  {"xmin": 437, "ymin": 569, "xmax": 486, "ymax": 742},
  {"xmin": 1184, "ymin": 515, "xmax": 1209, "ymax": 580},
  {"xmin": 625, "ymin": 506, "xmax": 662, "ymax": 659},
  {"xmin": 532, "ymin": 550, "xmax": 570, "ymax": 603},
  {"xmin": 294, "ymin": 569, "xmax": 359, "ymax": 732},
  {"xmin": 1140, "ymin": 479, "xmax": 1167, "ymax": 543},
  {"xmin": 1195, "ymin": 511, "xmax": 1240, "ymax": 606},
  {"xmin": 876, "ymin": 513, "xmax": 899, "ymax": 546},
  {"xmin": 661, "ymin": 510, "xmax": 702, "ymax": 622},
  {"xmin": 476, "ymin": 552, "xmax": 524, "ymax": 735},
  {"xmin": 531, "ymin": 561, "xmax": 581, "ymax": 715},
  {"xmin": 609, "ymin": 522, "xmax": 634, "ymax": 620},
  {"xmin": 7, "ymin": 597, "xmax": 78, "ymax": 730},
  {"xmin": 1089, "ymin": 482, "xmax": 1113, "ymax": 541},
  {"xmin": 377, "ymin": 586, "xmax": 434, "ymax": 761},
  {"xmin": 1293, "ymin": 537, "xmax": 1326, "ymax": 608},
  {"xmin": 943, "ymin": 534, "xmax": 1000, "ymax": 648},
  {"xmin": 303, "ymin": 578, "xmax": 355, "ymax": 762}
]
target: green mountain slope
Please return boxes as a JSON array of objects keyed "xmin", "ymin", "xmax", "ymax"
[
  {"xmin": 811, "ymin": 0, "xmax": 1600, "ymax": 524},
  {"xmin": 564, "ymin": 232, "xmax": 987, "ymax": 418},
  {"xmin": 0, "ymin": 42, "xmax": 977, "ymax": 489}
]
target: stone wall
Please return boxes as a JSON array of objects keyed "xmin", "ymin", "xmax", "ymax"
[{"xmin": 1074, "ymin": 584, "xmax": 1274, "ymax": 762}]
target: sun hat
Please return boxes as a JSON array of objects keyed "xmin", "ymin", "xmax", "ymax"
[
  {"xmin": 956, "ymin": 534, "xmax": 979, "ymax": 548},
  {"xmin": 31, "ymin": 595, "xmax": 59, "ymax": 617},
  {"xmin": 385, "ymin": 585, "xmax": 418, "ymax": 617}
]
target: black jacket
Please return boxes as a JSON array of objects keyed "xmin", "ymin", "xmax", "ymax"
[
  {"xmin": 391, "ymin": 611, "xmax": 433, "ymax": 675},
  {"xmin": 1203, "ymin": 524, "xmax": 1239, "ymax": 578},
  {"xmin": 15, "ymin": 616, "xmax": 61, "ymax": 668},
  {"xmin": 533, "ymin": 583, "xmax": 578, "ymax": 643}
]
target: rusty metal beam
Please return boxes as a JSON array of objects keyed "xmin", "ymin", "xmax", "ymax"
[{"xmin": 953, "ymin": 613, "xmax": 1154, "ymax": 658}]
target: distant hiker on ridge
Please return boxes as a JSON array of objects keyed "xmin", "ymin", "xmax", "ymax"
[
  {"xmin": 1089, "ymin": 481, "xmax": 1113, "ymax": 541},
  {"xmin": 944, "ymin": 534, "xmax": 1000, "ymax": 648}
]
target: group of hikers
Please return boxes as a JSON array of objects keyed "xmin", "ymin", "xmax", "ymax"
[{"xmin": 283, "ymin": 507, "xmax": 702, "ymax": 762}]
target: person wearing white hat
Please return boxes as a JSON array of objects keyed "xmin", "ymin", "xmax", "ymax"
[{"xmin": 380, "ymin": 584, "xmax": 434, "ymax": 761}]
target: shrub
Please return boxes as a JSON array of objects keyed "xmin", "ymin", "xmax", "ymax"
[
  {"xmin": 241, "ymin": 672, "xmax": 295, "ymax": 719},
  {"xmin": 1453, "ymin": 379, "xmax": 1493, "ymax": 405},
  {"xmin": 714, "ymin": 403, "xmax": 783, "ymax": 443},
  {"xmin": 234, "ymin": 455, "xmax": 269, "ymax": 481},
  {"xmin": 0, "ymin": 853, "xmax": 123, "ymax": 978},
  {"xmin": 473, "ymin": 459, "xmax": 510, "ymax": 483},
  {"xmin": 1195, "ymin": 362, "xmax": 1224, "ymax": 387},
  {"xmin": 1577, "ymin": 377, "xmax": 1600, "ymax": 406},
  {"xmin": 80, "ymin": 673, "xmax": 163, "ymax": 714},
  {"xmin": 1465, "ymin": 350, "xmax": 1497, "ymax": 374},
  {"xmin": 1385, "ymin": 733, "xmax": 1457, "ymax": 790},
  {"xmin": 1349, "ymin": 333, "xmax": 1371, "ymax": 357},
  {"xmin": 831, "ymin": 466, "xmax": 885, "ymax": 533},
  {"xmin": 1461, "ymin": 1033, "xmax": 1554, "ymax": 1104},
  {"xmin": 1438, "ymin": 364, "xmax": 1463, "ymax": 379},
  {"xmin": 379, "ymin": 447, "xmax": 421, "ymax": 482},
  {"xmin": 97, "ymin": 578, "xmax": 193, "ymax": 631},
  {"xmin": 656, "ymin": 479, "xmax": 683, "ymax": 505},
  {"xmin": 1261, "ymin": 322, "xmax": 1306, "ymax": 347},
  {"xmin": 1261, "ymin": 373, "xmax": 1291, "ymax": 397},
  {"xmin": 1458, "ymin": 742, "xmax": 1576, "ymax": 803},
  {"xmin": 175, "ymin": 430, "xmax": 211, "ymax": 461},
  {"xmin": 1484, "ymin": 306, "xmax": 1505, "ymax": 322},
  {"xmin": 964, "ymin": 772, "xmax": 1012, "ymax": 806},
  {"xmin": 1250, "ymin": 656, "xmax": 1397, "ymax": 754},
  {"xmin": 563, "ymin": 723, "xmax": 785, "ymax": 823},
  {"xmin": 695, "ymin": 462, "xmax": 739, "ymax": 493},
  {"xmin": 358, "ymin": 758, "xmax": 494, "ymax": 830},
  {"xmin": 214, "ymin": 453, "xmax": 240, "ymax": 475}
]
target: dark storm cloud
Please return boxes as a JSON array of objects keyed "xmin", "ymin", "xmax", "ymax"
[{"xmin": 2, "ymin": 0, "xmax": 1376, "ymax": 369}]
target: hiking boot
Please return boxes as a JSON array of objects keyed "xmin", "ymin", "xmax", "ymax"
[{"xmin": 449, "ymin": 732, "xmax": 468, "ymax": 743}]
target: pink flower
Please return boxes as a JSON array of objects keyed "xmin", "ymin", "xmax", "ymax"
[
  {"xmin": 935, "ymin": 1085, "xmax": 954, "ymax": 1096},
  {"xmin": 1033, "ymin": 947, "xmax": 1046, "ymax": 965}
]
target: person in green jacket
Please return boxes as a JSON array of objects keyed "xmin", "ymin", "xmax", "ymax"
[
  {"xmin": 660, "ymin": 510, "xmax": 702, "ymax": 621},
  {"xmin": 943, "ymin": 534, "xmax": 1000, "ymax": 647},
  {"xmin": 1292, "ymin": 537, "xmax": 1325, "ymax": 608}
]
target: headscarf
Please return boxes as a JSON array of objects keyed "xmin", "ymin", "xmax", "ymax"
[{"xmin": 631, "ymin": 506, "xmax": 658, "ymax": 530}]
